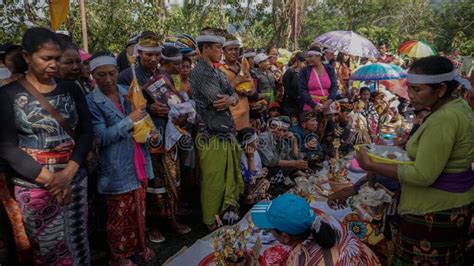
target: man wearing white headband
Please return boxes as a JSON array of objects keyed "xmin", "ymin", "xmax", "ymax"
[
  {"xmin": 190, "ymin": 28, "xmax": 242, "ymax": 231},
  {"xmin": 258, "ymin": 116, "xmax": 308, "ymax": 184},
  {"xmin": 219, "ymin": 35, "xmax": 252, "ymax": 130},
  {"xmin": 118, "ymin": 32, "xmax": 162, "ymax": 87}
]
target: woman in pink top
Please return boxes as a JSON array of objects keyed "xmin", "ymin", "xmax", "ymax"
[{"xmin": 299, "ymin": 47, "xmax": 338, "ymax": 112}]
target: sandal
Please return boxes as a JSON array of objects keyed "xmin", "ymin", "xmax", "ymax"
[
  {"xmin": 147, "ymin": 231, "xmax": 165, "ymax": 243},
  {"xmin": 171, "ymin": 222, "xmax": 192, "ymax": 235}
]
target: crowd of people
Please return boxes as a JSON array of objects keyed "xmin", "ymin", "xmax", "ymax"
[{"xmin": 0, "ymin": 26, "xmax": 473, "ymax": 266}]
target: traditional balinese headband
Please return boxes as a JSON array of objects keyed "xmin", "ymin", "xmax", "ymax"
[
  {"xmin": 307, "ymin": 50, "xmax": 322, "ymax": 56},
  {"xmin": 196, "ymin": 35, "xmax": 225, "ymax": 45},
  {"xmin": 135, "ymin": 44, "xmax": 162, "ymax": 53},
  {"xmin": 407, "ymin": 71, "xmax": 455, "ymax": 84},
  {"xmin": 241, "ymin": 133, "xmax": 258, "ymax": 146},
  {"xmin": 90, "ymin": 56, "xmax": 117, "ymax": 71},
  {"xmin": 223, "ymin": 40, "xmax": 241, "ymax": 48},
  {"xmin": 269, "ymin": 120, "xmax": 290, "ymax": 129},
  {"xmin": 161, "ymin": 54, "xmax": 183, "ymax": 61},
  {"xmin": 243, "ymin": 52, "xmax": 256, "ymax": 58}
]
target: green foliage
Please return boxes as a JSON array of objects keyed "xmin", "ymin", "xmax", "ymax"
[{"xmin": 0, "ymin": 0, "xmax": 472, "ymax": 55}]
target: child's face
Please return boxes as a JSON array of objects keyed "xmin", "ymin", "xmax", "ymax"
[
  {"xmin": 269, "ymin": 108, "xmax": 280, "ymax": 117},
  {"xmin": 302, "ymin": 118, "xmax": 318, "ymax": 132}
]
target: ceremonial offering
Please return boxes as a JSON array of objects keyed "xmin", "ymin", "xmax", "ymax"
[
  {"xmin": 328, "ymin": 138, "xmax": 352, "ymax": 192},
  {"xmin": 211, "ymin": 224, "xmax": 253, "ymax": 266},
  {"xmin": 356, "ymin": 144, "xmax": 413, "ymax": 164}
]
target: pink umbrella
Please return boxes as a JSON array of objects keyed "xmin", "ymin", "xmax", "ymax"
[{"xmin": 380, "ymin": 78, "xmax": 409, "ymax": 100}]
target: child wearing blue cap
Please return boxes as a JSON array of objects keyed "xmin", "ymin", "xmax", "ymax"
[{"xmin": 251, "ymin": 194, "xmax": 380, "ymax": 265}]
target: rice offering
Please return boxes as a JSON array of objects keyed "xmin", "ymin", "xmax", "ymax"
[{"xmin": 367, "ymin": 144, "xmax": 411, "ymax": 162}]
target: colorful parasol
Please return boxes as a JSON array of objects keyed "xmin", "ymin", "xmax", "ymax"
[
  {"xmin": 314, "ymin": 31, "xmax": 380, "ymax": 58},
  {"xmin": 398, "ymin": 40, "xmax": 436, "ymax": 58},
  {"xmin": 350, "ymin": 63, "xmax": 406, "ymax": 81}
]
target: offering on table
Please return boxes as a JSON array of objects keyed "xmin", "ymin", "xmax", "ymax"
[
  {"xmin": 212, "ymin": 224, "xmax": 252, "ymax": 266},
  {"xmin": 294, "ymin": 174, "xmax": 332, "ymax": 201},
  {"xmin": 328, "ymin": 139, "xmax": 352, "ymax": 192}
]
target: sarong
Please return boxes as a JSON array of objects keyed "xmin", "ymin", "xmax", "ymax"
[
  {"xmin": 105, "ymin": 187, "xmax": 147, "ymax": 260},
  {"xmin": 15, "ymin": 172, "xmax": 90, "ymax": 266},
  {"xmin": 0, "ymin": 173, "xmax": 31, "ymax": 262},
  {"xmin": 197, "ymin": 136, "xmax": 244, "ymax": 225},
  {"xmin": 147, "ymin": 149, "xmax": 180, "ymax": 219},
  {"xmin": 392, "ymin": 204, "xmax": 473, "ymax": 266}
]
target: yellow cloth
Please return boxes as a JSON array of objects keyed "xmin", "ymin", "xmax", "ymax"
[
  {"xmin": 128, "ymin": 78, "xmax": 155, "ymax": 143},
  {"xmin": 49, "ymin": 0, "xmax": 69, "ymax": 31}
]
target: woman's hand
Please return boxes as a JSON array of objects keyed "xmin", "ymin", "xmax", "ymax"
[
  {"xmin": 128, "ymin": 108, "xmax": 146, "ymax": 122},
  {"xmin": 35, "ymin": 167, "xmax": 54, "ymax": 185},
  {"xmin": 46, "ymin": 161, "xmax": 79, "ymax": 198},
  {"xmin": 56, "ymin": 187, "xmax": 72, "ymax": 206},
  {"xmin": 355, "ymin": 148, "xmax": 373, "ymax": 171}
]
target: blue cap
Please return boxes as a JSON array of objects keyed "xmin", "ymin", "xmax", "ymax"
[{"xmin": 251, "ymin": 194, "xmax": 316, "ymax": 235}]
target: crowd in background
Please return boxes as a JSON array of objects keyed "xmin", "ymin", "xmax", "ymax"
[{"xmin": 0, "ymin": 26, "xmax": 473, "ymax": 265}]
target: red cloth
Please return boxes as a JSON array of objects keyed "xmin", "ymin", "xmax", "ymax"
[{"xmin": 106, "ymin": 187, "xmax": 147, "ymax": 260}]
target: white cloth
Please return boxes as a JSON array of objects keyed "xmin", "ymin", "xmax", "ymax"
[
  {"xmin": 165, "ymin": 99, "xmax": 196, "ymax": 151},
  {"xmin": 241, "ymin": 151, "xmax": 263, "ymax": 173}
]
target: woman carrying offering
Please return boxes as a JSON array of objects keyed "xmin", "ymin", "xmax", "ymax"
[
  {"xmin": 356, "ymin": 56, "xmax": 474, "ymax": 265},
  {"xmin": 86, "ymin": 52, "xmax": 155, "ymax": 265}
]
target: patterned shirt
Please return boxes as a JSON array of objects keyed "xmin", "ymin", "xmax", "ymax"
[{"xmin": 190, "ymin": 60, "xmax": 238, "ymax": 133}]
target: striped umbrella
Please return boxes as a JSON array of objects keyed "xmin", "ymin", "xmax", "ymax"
[
  {"xmin": 350, "ymin": 63, "xmax": 406, "ymax": 81},
  {"xmin": 398, "ymin": 40, "xmax": 436, "ymax": 58}
]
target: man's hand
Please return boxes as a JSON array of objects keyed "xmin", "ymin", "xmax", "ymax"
[
  {"xmin": 149, "ymin": 102, "xmax": 169, "ymax": 117},
  {"xmin": 293, "ymin": 159, "xmax": 309, "ymax": 170},
  {"xmin": 213, "ymin": 94, "xmax": 235, "ymax": 111}
]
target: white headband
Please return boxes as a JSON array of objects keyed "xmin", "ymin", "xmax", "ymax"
[
  {"xmin": 90, "ymin": 56, "xmax": 117, "ymax": 71},
  {"xmin": 243, "ymin": 52, "xmax": 256, "ymax": 58},
  {"xmin": 161, "ymin": 54, "xmax": 183, "ymax": 61},
  {"xmin": 270, "ymin": 120, "xmax": 290, "ymax": 129},
  {"xmin": 311, "ymin": 215, "xmax": 323, "ymax": 233},
  {"xmin": 307, "ymin": 50, "xmax": 322, "ymax": 56},
  {"xmin": 241, "ymin": 133, "xmax": 258, "ymax": 146},
  {"xmin": 136, "ymin": 44, "xmax": 162, "ymax": 53},
  {"xmin": 407, "ymin": 71, "xmax": 455, "ymax": 84},
  {"xmin": 223, "ymin": 40, "xmax": 241, "ymax": 48},
  {"xmin": 133, "ymin": 44, "xmax": 162, "ymax": 57},
  {"xmin": 196, "ymin": 35, "xmax": 225, "ymax": 44}
]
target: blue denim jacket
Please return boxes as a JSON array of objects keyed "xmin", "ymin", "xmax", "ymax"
[{"xmin": 86, "ymin": 85, "xmax": 154, "ymax": 194}]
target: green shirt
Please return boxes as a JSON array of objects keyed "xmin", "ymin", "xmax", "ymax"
[{"xmin": 398, "ymin": 98, "xmax": 474, "ymax": 215}]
